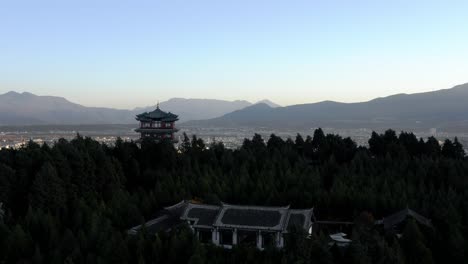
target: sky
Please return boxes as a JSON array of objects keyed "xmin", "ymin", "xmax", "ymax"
[{"xmin": 1, "ymin": 0, "xmax": 468, "ymax": 109}]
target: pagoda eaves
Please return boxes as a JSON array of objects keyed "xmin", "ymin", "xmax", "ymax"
[{"xmin": 135, "ymin": 105, "xmax": 179, "ymax": 142}]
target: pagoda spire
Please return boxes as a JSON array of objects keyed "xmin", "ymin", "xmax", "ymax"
[{"xmin": 156, "ymin": 101, "xmax": 160, "ymax": 109}]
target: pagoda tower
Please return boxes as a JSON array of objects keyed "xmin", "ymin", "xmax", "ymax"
[{"xmin": 135, "ymin": 103, "xmax": 179, "ymax": 142}]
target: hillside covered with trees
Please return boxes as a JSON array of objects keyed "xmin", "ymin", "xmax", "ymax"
[{"xmin": 0, "ymin": 129, "xmax": 467, "ymax": 263}]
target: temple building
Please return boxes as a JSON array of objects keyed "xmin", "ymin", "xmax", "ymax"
[
  {"xmin": 375, "ymin": 207, "xmax": 433, "ymax": 233},
  {"xmin": 135, "ymin": 104, "xmax": 179, "ymax": 142},
  {"xmin": 128, "ymin": 201, "xmax": 435, "ymax": 250},
  {"xmin": 128, "ymin": 201, "xmax": 314, "ymax": 250}
]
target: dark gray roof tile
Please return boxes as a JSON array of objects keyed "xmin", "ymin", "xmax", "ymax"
[
  {"xmin": 287, "ymin": 214, "xmax": 306, "ymax": 230},
  {"xmin": 136, "ymin": 107, "xmax": 179, "ymax": 121},
  {"xmin": 129, "ymin": 201, "xmax": 314, "ymax": 234},
  {"xmin": 381, "ymin": 208, "xmax": 433, "ymax": 230},
  {"xmin": 187, "ymin": 208, "xmax": 220, "ymax": 226},
  {"xmin": 221, "ymin": 208, "xmax": 282, "ymax": 227}
]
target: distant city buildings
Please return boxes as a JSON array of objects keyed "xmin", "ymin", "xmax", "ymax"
[{"xmin": 0, "ymin": 126, "xmax": 467, "ymax": 153}]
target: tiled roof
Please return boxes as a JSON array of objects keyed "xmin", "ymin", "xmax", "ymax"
[
  {"xmin": 379, "ymin": 208, "xmax": 433, "ymax": 230},
  {"xmin": 136, "ymin": 106, "xmax": 179, "ymax": 122},
  {"xmin": 214, "ymin": 203, "xmax": 290, "ymax": 231},
  {"xmin": 187, "ymin": 208, "xmax": 219, "ymax": 226},
  {"xmin": 128, "ymin": 201, "xmax": 314, "ymax": 235},
  {"xmin": 127, "ymin": 214, "xmax": 183, "ymax": 235},
  {"xmin": 287, "ymin": 213, "xmax": 305, "ymax": 230},
  {"xmin": 164, "ymin": 200, "xmax": 189, "ymax": 216},
  {"xmin": 221, "ymin": 209, "xmax": 282, "ymax": 227},
  {"xmin": 180, "ymin": 203, "xmax": 221, "ymax": 228},
  {"xmin": 285, "ymin": 209, "xmax": 314, "ymax": 231}
]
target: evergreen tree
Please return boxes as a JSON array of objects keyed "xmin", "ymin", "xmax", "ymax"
[
  {"xmin": 0, "ymin": 130, "xmax": 467, "ymax": 263},
  {"xmin": 401, "ymin": 220, "xmax": 434, "ymax": 264},
  {"xmin": 30, "ymin": 163, "xmax": 66, "ymax": 213}
]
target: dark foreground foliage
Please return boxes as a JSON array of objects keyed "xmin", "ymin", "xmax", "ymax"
[{"xmin": 0, "ymin": 129, "xmax": 467, "ymax": 263}]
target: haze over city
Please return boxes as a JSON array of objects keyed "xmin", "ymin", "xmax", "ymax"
[{"xmin": 2, "ymin": 0, "xmax": 468, "ymax": 108}]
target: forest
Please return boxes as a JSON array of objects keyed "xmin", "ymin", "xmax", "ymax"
[{"xmin": 0, "ymin": 128, "xmax": 467, "ymax": 264}]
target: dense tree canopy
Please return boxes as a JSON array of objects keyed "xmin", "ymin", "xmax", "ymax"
[{"xmin": 0, "ymin": 129, "xmax": 467, "ymax": 263}]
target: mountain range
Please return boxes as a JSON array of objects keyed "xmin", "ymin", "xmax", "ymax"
[
  {"xmin": 184, "ymin": 83, "xmax": 468, "ymax": 130},
  {"xmin": 0, "ymin": 91, "xmax": 133, "ymax": 125},
  {"xmin": 1, "ymin": 83, "xmax": 468, "ymax": 130},
  {"xmin": 0, "ymin": 91, "xmax": 278, "ymax": 125}
]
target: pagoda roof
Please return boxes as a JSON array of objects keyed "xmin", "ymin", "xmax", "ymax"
[{"xmin": 136, "ymin": 105, "xmax": 179, "ymax": 122}]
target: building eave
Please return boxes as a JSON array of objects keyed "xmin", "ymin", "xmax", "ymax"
[{"xmin": 135, "ymin": 128, "xmax": 179, "ymax": 133}]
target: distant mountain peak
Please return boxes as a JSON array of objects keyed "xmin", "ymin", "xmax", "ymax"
[
  {"xmin": 255, "ymin": 99, "xmax": 281, "ymax": 108},
  {"xmin": 246, "ymin": 102, "xmax": 273, "ymax": 109},
  {"xmin": 316, "ymin": 100, "xmax": 341, "ymax": 105},
  {"xmin": 1, "ymin": 91, "xmax": 39, "ymax": 98},
  {"xmin": 2, "ymin": 91, "xmax": 21, "ymax": 96}
]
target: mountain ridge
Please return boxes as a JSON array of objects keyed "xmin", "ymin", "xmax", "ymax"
[
  {"xmin": 0, "ymin": 92, "xmax": 279, "ymax": 125},
  {"xmin": 1, "ymin": 83, "xmax": 468, "ymax": 129},
  {"xmin": 183, "ymin": 83, "xmax": 468, "ymax": 130}
]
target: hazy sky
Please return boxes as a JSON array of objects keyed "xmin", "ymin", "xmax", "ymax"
[{"xmin": 1, "ymin": 0, "xmax": 468, "ymax": 109}]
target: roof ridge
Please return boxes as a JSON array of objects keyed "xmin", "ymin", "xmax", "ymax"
[
  {"xmin": 220, "ymin": 202, "xmax": 290, "ymax": 210},
  {"xmin": 186, "ymin": 202, "xmax": 221, "ymax": 209},
  {"xmin": 282, "ymin": 210, "xmax": 292, "ymax": 232},
  {"xmin": 289, "ymin": 207, "xmax": 314, "ymax": 212},
  {"xmin": 164, "ymin": 200, "xmax": 187, "ymax": 210},
  {"xmin": 211, "ymin": 203, "xmax": 226, "ymax": 228}
]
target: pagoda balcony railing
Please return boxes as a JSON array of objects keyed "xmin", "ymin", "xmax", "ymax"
[
  {"xmin": 139, "ymin": 123, "xmax": 175, "ymax": 129},
  {"xmin": 137, "ymin": 126, "xmax": 178, "ymax": 129},
  {"xmin": 135, "ymin": 127, "xmax": 179, "ymax": 133}
]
